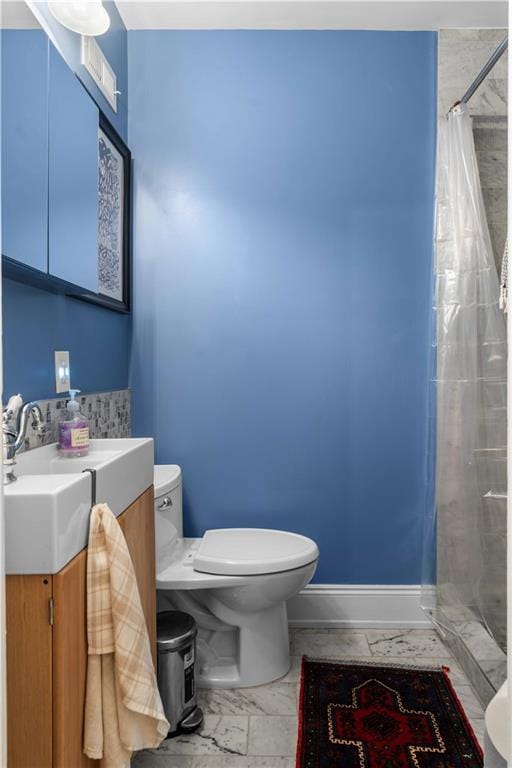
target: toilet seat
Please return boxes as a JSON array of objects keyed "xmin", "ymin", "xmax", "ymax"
[
  {"xmin": 193, "ymin": 528, "xmax": 319, "ymax": 576},
  {"xmin": 157, "ymin": 538, "xmax": 251, "ymax": 590},
  {"xmin": 156, "ymin": 533, "xmax": 319, "ymax": 591}
]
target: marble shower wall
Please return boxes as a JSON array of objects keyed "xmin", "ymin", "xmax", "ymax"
[
  {"xmin": 20, "ymin": 389, "xmax": 131, "ymax": 452},
  {"xmin": 436, "ymin": 30, "xmax": 508, "ymax": 695}
]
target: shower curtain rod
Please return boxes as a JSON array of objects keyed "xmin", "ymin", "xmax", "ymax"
[{"xmin": 452, "ymin": 37, "xmax": 508, "ymax": 110}]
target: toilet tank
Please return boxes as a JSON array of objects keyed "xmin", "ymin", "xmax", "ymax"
[{"xmin": 154, "ymin": 465, "xmax": 183, "ymax": 566}]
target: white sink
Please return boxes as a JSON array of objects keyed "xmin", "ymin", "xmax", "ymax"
[{"xmin": 4, "ymin": 438, "xmax": 154, "ymax": 574}]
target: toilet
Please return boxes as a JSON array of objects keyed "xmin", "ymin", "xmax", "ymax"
[{"xmin": 153, "ymin": 464, "xmax": 319, "ymax": 688}]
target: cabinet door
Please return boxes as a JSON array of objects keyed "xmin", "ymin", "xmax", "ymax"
[
  {"xmin": 53, "ymin": 549, "xmax": 98, "ymax": 768},
  {"xmin": 48, "ymin": 43, "xmax": 98, "ymax": 292},
  {"xmin": 6, "ymin": 574, "xmax": 53, "ymax": 768},
  {"xmin": 1, "ymin": 30, "xmax": 48, "ymax": 272},
  {"xmin": 52, "ymin": 488, "xmax": 156, "ymax": 767},
  {"xmin": 118, "ymin": 487, "xmax": 157, "ymax": 667}
]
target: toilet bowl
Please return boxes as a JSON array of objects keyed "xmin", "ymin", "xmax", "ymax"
[{"xmin": 154, "ymin": 465, "xmax": 319, "ymax": 688}]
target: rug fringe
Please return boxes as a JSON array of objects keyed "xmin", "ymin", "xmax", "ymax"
[
  {"xmin": 301, "ymin": 655, "xmax": 448, "ymax": 673},
  {"xmin": 295, "ymin": 657, "xmax": 307, "ymax": 768},
  {"xmin": 441, "ymin": 666, "xmax": 484, "ymax": 760}
]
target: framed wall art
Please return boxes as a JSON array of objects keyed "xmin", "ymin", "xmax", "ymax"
[{"xmin": 96, "ymin": 113, "xmax": 131, "ymax": 312}]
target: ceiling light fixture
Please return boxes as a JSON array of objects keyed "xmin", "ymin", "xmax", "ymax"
[{"xmin": 48, "ymin": 1, "xmax": 110, "ymax": 37}]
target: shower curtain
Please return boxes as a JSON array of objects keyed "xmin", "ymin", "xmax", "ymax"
[{"xmin": 428, "ymin": 103, "xmax": 507, "ymax": 647}]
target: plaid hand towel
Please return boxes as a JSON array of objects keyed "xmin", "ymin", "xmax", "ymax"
[{"xmin": 84, "ymin": 503, "xmax": 169, "ymax": 767}]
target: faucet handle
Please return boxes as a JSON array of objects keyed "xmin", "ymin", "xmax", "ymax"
[{"xmin": 3, "ymin": 394, "xmax": 23, "ymax": 425}]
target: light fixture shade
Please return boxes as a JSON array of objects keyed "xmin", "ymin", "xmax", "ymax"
[{"xmin": 48, "ymin": 1, "xmax": 110, "ymax": 36}]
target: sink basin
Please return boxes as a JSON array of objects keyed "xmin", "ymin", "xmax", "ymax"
[
  {"xmin": 15, "ymin": 447, "xmax": 122, "ymax": 476},
  {"xmin": 4, "ymin": 438, "xmax": 154, "ymax": 574}
]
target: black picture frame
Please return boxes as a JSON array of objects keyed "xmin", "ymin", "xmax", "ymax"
[{"xmin": 92, "ymin": 112, "xmax": 132, "ymax": 313}]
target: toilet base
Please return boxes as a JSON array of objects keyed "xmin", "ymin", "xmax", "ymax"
[
  {"xmin": 158, "ymin": 591, "xmax": 291, "ymax": 688},
  {"xmin": 156, "ymin": 547, "xmax": 317, "ymax": 688},
  {"xmin": 198, "ymin": 603, "xmax": 291, "ymax": 688}
]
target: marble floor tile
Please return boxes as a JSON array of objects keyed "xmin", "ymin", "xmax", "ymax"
[
  {"xmin": 469, "ymin": 719, "xmax": 485, "ymax": 748},
  {"xmin": 435, "ymin": 603, "xmax": 480, "ymax": 624},
  {"xmin": 480, "ymin": 658, "xmax": 507, "ymax": 690},
  {"xmin": 133, "ymin": 756, "xmax": 295, "ymax": 768},
  {"xmin": 457, "ymin": 621, "xmax": 507, "ymax": 662},
  {"xmin": 365, "ymin": 629, "xmax": 449, "ymax": 657},
  {"xmin": 198, "ymin": 683, "xmax": 298, "ymax": 716},
  {"xmin": 451, "ymin": 684, "xmax": 486, "ymax": 721},
  {"xmin": 143, "ymin": 716, "xmax": 248, "ymax": 757},
  {"xmin": 292, "ymin": 629, "xmax": 371, "ymax": 658},
  {"xmin": 417, "ymin": 657, "xmax": 468, "ymax": 687},
  {"xmin": 247, "ymin": 716, "xmax": 298, "ymax": 757},
  {"xmin": 277, "ymin": 655, "xmax": 302, "ymax": 683}
]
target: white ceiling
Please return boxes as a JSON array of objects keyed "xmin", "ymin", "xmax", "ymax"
[
  {"xmin": 1, "ymin": 1, "xmax": 40, "ymax": 28},
  {"xmin": 116, "ymin": 0, "xmax": 508, "ymax": 31}
]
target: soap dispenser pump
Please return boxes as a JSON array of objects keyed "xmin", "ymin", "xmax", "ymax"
[{"xmin": 58, "ymin": 389, "xmax": 90, "ymax": 457}]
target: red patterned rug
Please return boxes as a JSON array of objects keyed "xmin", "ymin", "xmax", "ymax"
[{"xmin": 296, "ymin": 658, "xmax": 483, "ymax": 768}]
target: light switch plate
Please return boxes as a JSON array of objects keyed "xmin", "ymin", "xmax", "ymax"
[{"xmin": 55, "ymin": 351, "xmax": 70, "ymax": 393}]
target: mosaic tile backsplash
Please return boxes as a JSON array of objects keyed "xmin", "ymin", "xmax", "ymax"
[{"xmin": 21, "ymin": 389, "xmax": 131, "ymax": 451}]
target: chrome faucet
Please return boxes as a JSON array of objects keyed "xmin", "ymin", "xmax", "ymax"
[{"xmin": 3, "ymin": 395, "xmax": 45, "ymax": 483}]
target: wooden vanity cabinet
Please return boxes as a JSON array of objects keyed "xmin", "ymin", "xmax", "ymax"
[{"xmin": 6, "ymin": 486, "xmax": 156, "ymax": 768}]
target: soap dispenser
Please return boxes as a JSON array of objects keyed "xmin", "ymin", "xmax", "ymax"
[{"xmin": 58, "ymin": 389, "xmax": 90, "ymax": 457}]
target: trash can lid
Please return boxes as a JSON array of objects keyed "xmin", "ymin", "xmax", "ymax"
[{"xmin": 157, "ymin": 610, "xmax": 196, "ymax": 650}]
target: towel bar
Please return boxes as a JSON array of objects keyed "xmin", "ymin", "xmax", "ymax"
[{"xmin": 82, "ymin": 467, "xmax": 97, "ymax": 508}]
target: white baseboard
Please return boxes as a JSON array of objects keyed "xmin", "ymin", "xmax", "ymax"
[{"xmin": 287, "ymin": 584, "xmax": 432, "ymax": 629}]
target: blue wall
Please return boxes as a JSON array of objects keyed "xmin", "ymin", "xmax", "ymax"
[
  {"xmin": 2, "ymin": 6, "xmax": 131, "ymax": 402},
  {"xmin": 129, "ymin": 30, "xmax": 437, "ymax": 584},
  {"xmin": 3, "ymin": 280, "xmax": 131, "ymax": 401}
]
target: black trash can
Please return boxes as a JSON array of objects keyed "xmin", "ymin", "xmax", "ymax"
[{"xmin": 157, "ymin": 610, "xmax": 203, "ymax": 738}]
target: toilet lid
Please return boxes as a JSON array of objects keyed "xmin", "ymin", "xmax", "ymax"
[{"xmin": 193, "ymin": 528, "xmax": 319, "ymax": 576}]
